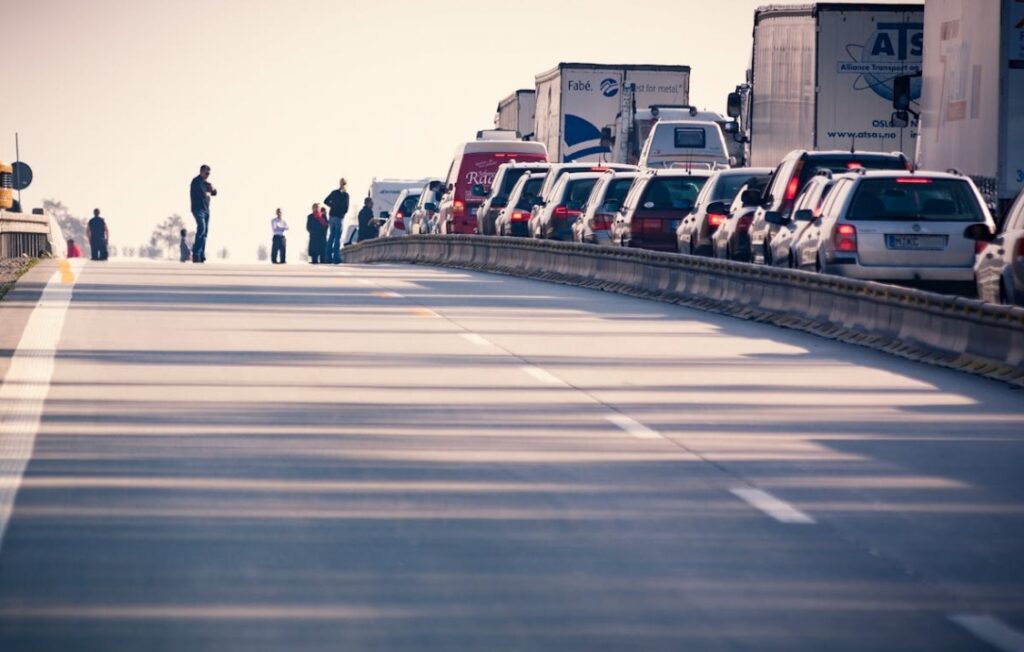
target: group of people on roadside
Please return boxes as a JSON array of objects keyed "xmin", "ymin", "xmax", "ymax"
[
  {"xmin": 268, "ymin": 178, "xmax": 378, "ymax": 265},
  {"xmin": 66, "ymin": 208, "xmax": 109, "ymax": 261}
]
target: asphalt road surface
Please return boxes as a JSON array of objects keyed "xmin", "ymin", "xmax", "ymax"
[{"xmin": 0, "ymin": 259, "xmax": 1022, "ymax": 651}]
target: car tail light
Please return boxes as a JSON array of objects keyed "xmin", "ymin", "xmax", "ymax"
[
  {"xmin": 511, "ymin": 210, "xmax": 530, "ymax": 222},
  {"xmin": 847, "ymin": 162, "xmax": 863, "ymax": 170},
  {"xmin": 1015, "ymin": 239, "xmax": 1024, "ymax": 260},
  {"xmin": 975, "ymin": 239, "xmax": 988, "ymax": 255},
  {"xmin": 896, "ymin": 178, "xmax": 932, "ymax": 184},
  {"xmin": 591, "ymin": 215, "xmax": 613, "ymax": 231},
  {"xmin": 552, "ymin": 205, "xmax": 581, "ymax": 220},
  {"xmin": 737, "ymin": 214, "xmax": 753, "ymax": 231},
  {"xmin": 453, "ymin": 200, "xmax": 465, "ymax": 218},
  {"xmin": 834, "ymin": 223, "xmax": 857, "ymax": 253},
  {"xmin": 707, "ymin": 213, "xmax": 727, "ymax": 229},
  {"xmin": 395, "ymin": 214, "xmax": 405, "ymax": 229},
  {"xmin": 784, "ymin": 160, "xmax": 804, "ymax": 206}
]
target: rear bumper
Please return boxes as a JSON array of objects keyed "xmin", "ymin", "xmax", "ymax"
[
  {"xmin": 627, "ymin": 236, "xmax": 677, "ymax": 252},
  {"xmin": 824, "ymin": 261, "xmax": 975, "ymax": 282}
]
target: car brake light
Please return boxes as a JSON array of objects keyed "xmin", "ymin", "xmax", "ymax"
[
  {"xmin": 591, "ymin": 216, "xmax": 612, "ymax": 231},
  {"xmin": 896, "ymin": 178, "xmax": 932, "ymax": 184},
  {"xmin": 707, "ymin": 213, "xmax": 727, "ymax": 228},
  {"xmin": 847, "ymin": 162, "xmax": 863, "ymax": 169},
  {"xmin": 784, "ymin": 175, "xmax": 800, "ymax": 203},
  {"xmin": 511, "ymin": 210, "xmax": 530, "ymax": 222},
  {"xmin": 975, "ymin": 239, "xmax": 988, "ymax": 255},
  {"xmin": 453, "ymin": 200, "xmax": 465, "ymax": 218},
  {"xmin": 1015, "ymin": 239, "xmax": 1024, "ymax": 260},
  {"xmin": 552, "ymin": 205, "xmax": 580, "ymax": 220},
  {"xmin": 396, "ymin": 212, "xmax": 404, "ymax": 219},
  {"xmin": 834, "ymin": 223, "xmax": 857, "ymax": 253},
  {"xmin": 737, "ymin": 214, "xmax": 753, "ymax": 231}
]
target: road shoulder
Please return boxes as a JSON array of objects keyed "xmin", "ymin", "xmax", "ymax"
[{"xmin": 0, "ymin": 260, "xmax": 57, "ymax": 383}]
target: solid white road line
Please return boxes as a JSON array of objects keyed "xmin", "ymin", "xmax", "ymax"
[
  {"xmin": 374, "ymin": 290, "xmax": 402, "ymax": 299},
  {"xmin": 520, "ymin": 365, "xmax": 566, "ymax": 386},
  {"xmin": 605, "ymin": 414, "xmax": 664, "ymax": 440},
  {"xmin": 949, "ymin": 614, "xmax": 1024, "ymax": 652},
  {"xmin": 730, "ymin": 487, "xmax": 816, "ymax": 524},
  {"xmin": 459, "ymin": 333, "xmax": 491, "ymax": 347},
  {"xmin": 0, "ymin": 260, "xmax": 82, "ymax": 550}
]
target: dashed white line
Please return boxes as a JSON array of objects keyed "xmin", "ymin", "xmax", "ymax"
[
  {"xmin": 373, "ymin": 291, "xmax": 402, "ymax": 299},
  {"xmin": 0, "ymin": 260, "xmax": 82, "ymax": 550},
  {"xmin": 605, "ymin": 414, "xmax": 664, "ymax": 440},
  {"xmin": 730, "ymin": 487, "xmax": 816, "ymax": 524},
  {"xmin": 520, "ymin": 366, "xmax": 566, "ymax": 386},
  {"xmin": 460, "ymin": 333, "xmax": 491, "ymax": 347},
  {"xmin": 949, "ymin": 614, "xmax": 1024, "ymax": 652}
]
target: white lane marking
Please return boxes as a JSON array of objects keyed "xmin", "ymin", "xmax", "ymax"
[
  {"xmin": 730, "ymin": 487, "xmax": 816, "ymax": 524},
  {"xmin": 949, "ymin": 614, "xmax": 1024, "ymax": 652},
  {"xmin": 460, "ymin": 333, "xmax": 491, "ymax": 347},
  {"xmin": 0, "ymin": 260, "xmax": 82, "ymax": 549},
  {"xmin": 520, "ymin": 366, "xmax": 566, "ymax": 386},
  {"xmin": 373, "ymin": 291, "xmax": 402, "ymax": 299},
  {"xmin": 606, "ymin": 414, "xmax": 664, "ymax": 440}
]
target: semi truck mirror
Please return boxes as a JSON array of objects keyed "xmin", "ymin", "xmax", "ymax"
[
  {"xmin": 726, "ymin": 92, "xmax": 742, "ymax": 119},
  {"xmin": 892, "ymin": 75, "xmax": 912, "ymax": 111},
  {"xmin": 891, "ymin": 111, "xmax": 909, "ymax": 129}
]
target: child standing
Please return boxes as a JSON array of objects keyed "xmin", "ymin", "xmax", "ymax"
[{"xmin": 179, "ymin": 228, "xmax": 191, "ymax": 263}]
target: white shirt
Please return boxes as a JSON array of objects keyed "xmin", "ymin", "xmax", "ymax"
[{"xmin": 271, "ymin": 216, "xmax": 289, "ymax": 235}]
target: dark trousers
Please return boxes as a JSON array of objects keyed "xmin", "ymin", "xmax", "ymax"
[
  {"xmin": 272, "ymin": 235, "xmax": 286, "ymax": 264},
  {"xmin": 90, "ymin": 238, "xmax": 108, "ymax": 261},
  {"xmin": 192, "ymin": 210, "xmax": 209, "ymax": 261}
]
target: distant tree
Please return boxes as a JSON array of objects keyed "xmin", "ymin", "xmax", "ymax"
[
  {"xmin": 256, "ymin": 244, "xmax": 269, "ymax": 261},
  {"xmin": 43, "ymin": 199, "xmax": 88, "ymax": 251},
  {"xmin": 149, "ymin": 214, "xmax": 186, "ymax": 258},
  {"xmin": 108, "ymin": 244, "xmax": 119, "ymax": 257}
]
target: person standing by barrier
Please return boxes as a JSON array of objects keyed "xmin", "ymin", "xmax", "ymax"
[
  {"xmin": 357, "ymin": 197, "xmax": 377, "ymax": 242},
  {"xmin": 189, "ymin": 164, "xmax": 217, "ymax": 263},
  {"xmin": 323, "ymin": 178, "xmax": 350, "ymax": 264},
  {"xmin": 306, "ymin": 202, "xmax": 328, "ymax": 264},
  {"xmin": 271, "ymin": 208, "xmax": 289, "ymax": 264},
  {"xmin": 87, "ymin": 208, "xmax": 109, "ymax": 261},
  {"xmin": 179, "ymin": 228, "xmax": 190, "ymax": 262}
]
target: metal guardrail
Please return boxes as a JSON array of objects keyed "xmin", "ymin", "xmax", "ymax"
[
  {"xmin": 344, "ymin": 235, "xmax": 1024, "ymax": 386},
  {"xmin": 0, "ymin": 210, "xmax": 57, "ymax": 259}
]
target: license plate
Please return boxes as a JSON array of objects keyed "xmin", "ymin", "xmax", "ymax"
[{"xmin": 885, "ymin": 234, "xmax": 948, "ymax": 250}]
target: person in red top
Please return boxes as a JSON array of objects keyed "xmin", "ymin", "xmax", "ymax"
[
  {"xmin": 66, "ymin": 239, "xmax": 83, "ymax": 258},
  {"xmin": 306, "ymin": 202, "xmax": 328, "ymax": 264}
]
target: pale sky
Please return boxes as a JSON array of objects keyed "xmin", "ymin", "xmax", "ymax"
[{"xmin": 1, "ymin": 0, "xmax": 909, "ymax": 260}]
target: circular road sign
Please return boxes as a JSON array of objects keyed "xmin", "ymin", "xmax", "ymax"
[{"xmin": 11, "ymin": 162, "xmax": 33, "ymax": 191}]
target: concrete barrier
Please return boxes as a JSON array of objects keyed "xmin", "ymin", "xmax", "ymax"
[
  {"xmin": 0, "ymin": 210, "xmax": 55, "ymax": 259},
  {"xmin": 344, "ymin": 235, "xmax": 1024, "ymax": 386}
]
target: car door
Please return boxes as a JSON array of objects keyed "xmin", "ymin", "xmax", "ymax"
[{"xmin": 796, "ymin": 178, "xmax": 852, "ymax": 270}]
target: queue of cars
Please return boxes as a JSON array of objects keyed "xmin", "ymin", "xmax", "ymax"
[{"xmin": 375, "ymin": 128, "xmax": 1021, "ymax": 306}]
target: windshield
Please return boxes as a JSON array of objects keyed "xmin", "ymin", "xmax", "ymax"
[
  {"xmin": 847, "ymin": 178, "xmax": 985, "ymax": 222},
  {"xmin": 605, "ymin": 178, "xmax": 636, "ymax": 204},
  {"xmin": 515, "ymin": 177, "xmax": 545, "ymax": 210},
  {"xmin": 641, "ymin": 177, "xmax": 708, "ymax": 211}
]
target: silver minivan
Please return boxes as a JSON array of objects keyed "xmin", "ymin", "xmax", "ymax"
[{"xmin": 788, "ymin": 170, "xmax": 996, "ymax": 294}]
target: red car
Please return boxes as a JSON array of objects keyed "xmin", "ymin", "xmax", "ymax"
[{"xmin": 610, "ymin": 169, "xmax": 711, "ymax": 252}]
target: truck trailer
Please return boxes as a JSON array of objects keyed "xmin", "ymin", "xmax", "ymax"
[
  {"xmin": 534, "ymin": 63, "xmax": 691, "ymax": 163},
  {"xmin": 741, "ymin": 3, "xmax": 924, "ymax": 167},
  {"xmin": 915, "ymin": 0, "xmax": 1024, "ymax": 215},
  {"xmin": 495, "ymin": 90, "xmax": 536, "ymax": 140}
]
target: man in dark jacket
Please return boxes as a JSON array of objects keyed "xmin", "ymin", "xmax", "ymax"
[
  {"xmin": 87, "ymin": 208, "xmax": 109, "ymax": 261},
  {"xmin": 189, "ymin": 164, "xmax": 217, "ymax": 263},
  {"xmin": 357, "ymin": 197, "xmax": 378, "ymax": 241},
  {"xmin": 323, "ymin": 178, "xmax": 349, "ymax": 264}
]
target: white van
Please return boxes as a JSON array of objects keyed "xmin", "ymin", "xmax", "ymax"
[{"xmin": 638, "ymin": 120, "xmax": 731, "ymax": 170}]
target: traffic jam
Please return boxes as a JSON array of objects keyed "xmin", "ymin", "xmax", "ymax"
[{"xmin": 371, "ymin": 2, "xmax": 1023, "ymax": 306}]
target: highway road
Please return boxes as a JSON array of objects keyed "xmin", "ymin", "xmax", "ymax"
[{"xmin": 0, "ymin": 259, "xmax": 1022, "ymax": 651}]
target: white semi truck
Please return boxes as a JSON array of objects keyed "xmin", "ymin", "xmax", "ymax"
[
  {"xmin": 733, "ymin": 3, "xmax": 925, "ymax": 168},
  {"xmin": 533, "ymin": 63, "xmax": 691, "ymax": 163},
  {"xmin": 913, "ymin": 0, "xmax": 1024, "ymax": 215},
  {"xmin": 495, "ymin": 90, "xmax": 536, "ymax": 140}
]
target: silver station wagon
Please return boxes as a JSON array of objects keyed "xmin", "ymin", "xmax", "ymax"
[{"xmin": 788, "ymin": 170, "xmax": 997, "ymax": 295}]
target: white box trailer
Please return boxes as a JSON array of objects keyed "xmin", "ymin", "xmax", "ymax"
[
  {"xmin": 534, "ymin": 63, "xmax": 691, "ymax": 163},
  {"xmin": 746, "ymin": 3, "xmax": 924, "ymax": 167},
  {"xmin": 495, "ymin": 90, "xmax": 537, "ymax": 139},
  {"xmin": 916, "ymin": 0, "xmax": 1024, "ymax": 213}
]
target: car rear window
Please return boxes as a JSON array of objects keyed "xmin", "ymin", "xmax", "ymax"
[
  {"xmin": 847, "ymin": 178, "xmax": 985, "ymax": 222},
  {"xmin": 674, "ymin": 128, "xmax": 706, "ymax": 149},
  {"xmin": 641, "ymin": 177, "xmax": 708, "ymax": 211},
  {"xmin": 714, "ymin": 173, "xmax": 770, "ymax": 202},
  {"xmin": 400, "ymin": 195, "xmax": 419, "ymax": 215},
  {"xmin": 565, "ymin": 179, "xmax": 598, "ymax": 208},
  {"xmin": 605, "ymin": 178, "xmax": 636, "ymax": 204},
  {"xmin": 499, "ymin": 167, "xmax": 546, "ymax": 195},
  {"xmin": 515, "ymin": 177, "xmax": 545, "ymax": 210},
  {"xmin": 799, "ymin": 155, "xmax": 907, "ymax": 188}
]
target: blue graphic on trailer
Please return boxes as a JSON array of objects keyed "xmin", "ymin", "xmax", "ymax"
[
  {"xmin": 564, "ymin": 114, "xmax": 610, "ymax": 162},
  {"xmin": 600, "ymin": 78, "xmax": 619, "ymax": 97},
  {"xmin": 839, "ymin": 22, "xmax": 923, "ymax": 102}
]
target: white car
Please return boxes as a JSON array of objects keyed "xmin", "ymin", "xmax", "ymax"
[
  {"xmin": 378, "ymin": 189, "xmax": 421, "ymax": 238},
  {"xmin": 789, "ymin": 170, "xmax": 996, "ymax": 295}
]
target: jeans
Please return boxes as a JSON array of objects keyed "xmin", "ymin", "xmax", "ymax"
[
  {"xmin": 271, "ymin": 234, "xmax": 286, "ymax": 264},
  {"xmin": 192, "ymin": 210, "xmax": 209, "ymax": 261},
  {"xmin": 327, "ymin": 217, "xmax": 342, "ymax": 264}
]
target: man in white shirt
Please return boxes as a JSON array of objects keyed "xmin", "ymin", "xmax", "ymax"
[{"xmin": 271, "ymin": 208, "xmax": 289, "ymax": 264}]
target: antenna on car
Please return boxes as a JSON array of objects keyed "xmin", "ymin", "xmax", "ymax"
[{"xmin": 850, "ymin": 136, "xmax": 856, "ymax": 154}]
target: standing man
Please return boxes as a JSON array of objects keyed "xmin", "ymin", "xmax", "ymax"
[
  {"xmin": 357, "ymin": 197, "xmax": 378, "ymax": 241},
  {"xmin": 271, "ymin": 208, "xmax": 289, "ymax": 264},
  {"xmin": 87, "ymin": 208, "xmax": 109, "ymax": 261},
  {"xmin": 323, "ymin": 178, "xmax": 350, "ymax": 263},
  {"xmin": 189, "ymin": 164, "xmax": 217, "ymax": 263}
]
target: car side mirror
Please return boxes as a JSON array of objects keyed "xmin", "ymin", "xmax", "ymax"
[
  {"xmin": 493, "ymin": 196, "xmax": 508, "ymax": 208},
  {"xmin": 740, "ymin": 189, "xmax": 762, "ymax": 207},
  {"xmin": 764, "ymin": 211, "xmax": 786, "ymax": 225},
  {"xmin": 380, "ymin": 211, "xmax": 390, "ymax": 219},
  {"xmin": 794, "ymin": 209, "xmax": 814, "ymax": 222},
  {"xmin": 424, "ymin": 202, "xmax": 438, "ymax": 213},
  {"xmin": 963, "ymin": 223, "xmax": 995, "ymax": 242},
  {"xmin": 471, "ymin": 183, "xmax": 487, "ymax": 197},
  {"xmin": 600, "ymin": 126, "xmax": 615, "ymax": 148},
  {"xmin": 706, "ymin": 201, "xmax": 730, "ymax": 216}
]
